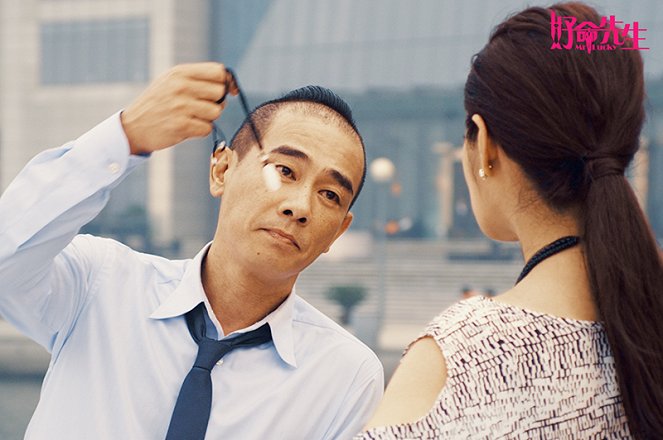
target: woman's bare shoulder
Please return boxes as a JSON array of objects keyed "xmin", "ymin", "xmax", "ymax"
[{"xmin": 363, "ymin": 336, "xmax": 447, "ymax": 430}]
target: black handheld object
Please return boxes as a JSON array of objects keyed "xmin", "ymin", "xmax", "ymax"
[{"xmin": 212, "ymin": 67, "xmax": 264, "ymax": 153}]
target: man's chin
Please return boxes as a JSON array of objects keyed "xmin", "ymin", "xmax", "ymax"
[{"xmin": 249, "ymin": 257, "xmax": 307, "ymax": 280}]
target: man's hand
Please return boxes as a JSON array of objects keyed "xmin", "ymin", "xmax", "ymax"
[{"xmin": 121, "ymin": 62, "xmax": 238, "ymax": 155}]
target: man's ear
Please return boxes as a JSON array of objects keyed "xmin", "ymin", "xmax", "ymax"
[
  {"xmin": 209, "ymin": 147, "xmax": 232, "ymax": 198},
  {"xmin": 471, "ymin": 114, "xmax": 499, "ymax": 178},
  {"xmin": 323, "ymin": 212, "xmax": 354, "ymax": 253}
]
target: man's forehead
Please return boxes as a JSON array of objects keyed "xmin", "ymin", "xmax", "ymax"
[
  {"xmin": 263, "ymin": 108, "xmax": 364, "ymax": 180},
  {"xmin": 264, "ymin": 106, "xmax": 360, "ymax": 149},
  {"xmin": 267, "ymin": 103, "xmax": 343, "ymax": 129}
]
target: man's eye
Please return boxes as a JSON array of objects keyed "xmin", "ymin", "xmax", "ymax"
[
  {"xmin": 322, "ymin": 190, "xmax": 340, "ymax": 204},
  {"xmin": 276, "ymin": 165, "xmax": 294, "ymax": 179}
]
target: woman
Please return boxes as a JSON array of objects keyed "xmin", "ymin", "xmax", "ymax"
[{"xmin": 356, "ymin": 2, "xmax": 663, "ymax": 438}]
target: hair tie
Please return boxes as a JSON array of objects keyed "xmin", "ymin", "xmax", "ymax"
[{"xmin": 582, "ymin": 154, "xmax": 624, "ymax": 181}]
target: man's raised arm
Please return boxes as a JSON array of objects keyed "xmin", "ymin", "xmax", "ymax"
[{"xmin": 0, "ymin": 62, "xmax": 233, "ymax": 350}]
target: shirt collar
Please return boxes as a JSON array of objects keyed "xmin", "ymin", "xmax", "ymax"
[
  {"xmin": 253, "ymin": 290, "xmax": 297, "ymax": 367},
  {"xmin": 149, "ymin": 242, "xmax": 298, "ymax": 368}
]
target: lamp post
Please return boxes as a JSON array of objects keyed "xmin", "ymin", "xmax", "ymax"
[{"xmin": 369, "ymin": 157, "xmax": 395, "ymax": 350}]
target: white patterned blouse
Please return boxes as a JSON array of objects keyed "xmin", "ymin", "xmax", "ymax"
[{"xmin": 355, "ymin": 295, "xmax": 631, "ymax": 439}]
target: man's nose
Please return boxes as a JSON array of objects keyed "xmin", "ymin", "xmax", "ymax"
[{"xmin": 279, "ymin": 189, "xmax": 312, "ymax": 225}]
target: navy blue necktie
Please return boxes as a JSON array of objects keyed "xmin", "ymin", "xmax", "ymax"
[{"xmin": 165, "ymin": 303, "xmax": 272, "ymax": 440}]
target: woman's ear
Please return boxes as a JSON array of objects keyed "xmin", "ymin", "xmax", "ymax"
[
  {"xmin": 209, "ymin": 147, "xmax": 232, "ymax": 198},
  {"xmin": 471, "ymin": 114, "xmax": 498, "ymax": 178}
]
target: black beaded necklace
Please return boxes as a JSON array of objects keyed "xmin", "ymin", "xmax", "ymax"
[{"xmin": 516, "ymin": 236, "xmax": 580, "ymax": 284}]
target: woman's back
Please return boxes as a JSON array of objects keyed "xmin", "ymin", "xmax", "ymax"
[
  {"xmin": 360, "ymin": 296, "xmax": 630, "ymax": 439},
  {"xmin": 359, "ymin": 3, "xmax": 663, "ymax": 436}
]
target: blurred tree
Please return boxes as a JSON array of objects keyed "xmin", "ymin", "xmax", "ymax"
[{"xmin": 326, "ymin": 285, "xmax": 367, "ymax": 326}]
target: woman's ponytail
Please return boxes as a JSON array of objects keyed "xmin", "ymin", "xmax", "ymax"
[
  {"xmin": 582, "ymin": 174, "xmax": 663, "ymax": 437},
  {"xmin": 463, "ymin": 3, "xmax": 663, "ymax": 437}
]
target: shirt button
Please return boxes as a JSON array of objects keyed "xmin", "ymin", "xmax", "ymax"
[
  {"xmin": 108, "ymin": 162, "xmax": 121, "ymax": 174},
  {"xmin": 216, "ymin": 360, "xmax": 224, "ymax": 366}
]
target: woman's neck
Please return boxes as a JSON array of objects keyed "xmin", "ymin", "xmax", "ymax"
[{"xmin": 496, "ymin": 203, "xmax": 598, "ymax": 321}]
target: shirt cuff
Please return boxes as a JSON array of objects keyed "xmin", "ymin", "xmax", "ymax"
[{"xmin": 73, "ymin": 111, "xmax": 148, "ymax": 182}]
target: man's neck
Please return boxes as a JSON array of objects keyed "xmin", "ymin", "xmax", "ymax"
[{"xmin": 201, "ymin": 243, "xmax": 296, "ymax": 335}]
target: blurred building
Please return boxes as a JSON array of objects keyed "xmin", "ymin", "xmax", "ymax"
[
  {"xmin": 220, "ymin": 0, "xmax": 663, "ymax": 242},
  {"xmin": 1, "ymin": 0, "xmax": 662, "ymax": 258},
  {"xmin": 0, "ymin": 0, "xmax": 213, "ymax": 256}
]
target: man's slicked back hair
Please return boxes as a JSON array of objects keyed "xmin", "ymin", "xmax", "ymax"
[
  {"xmin": 270, "ymin": 85, "xmax": 361, "ymax": 134},
  {"xmin": 228, "ymin": 85, "xmax": 366, "ymax": 209}
]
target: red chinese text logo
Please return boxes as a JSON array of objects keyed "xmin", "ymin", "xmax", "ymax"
[{"xmin": 550, "ymin": 10, "xmax": 649, "ymax": 53}]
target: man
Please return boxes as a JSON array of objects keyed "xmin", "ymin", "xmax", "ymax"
[{"xmin": 0, "ymin": 63, "xmax": 383, "ymax": 439}]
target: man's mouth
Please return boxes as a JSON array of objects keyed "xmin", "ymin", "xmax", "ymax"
[{"xmin": 262, "ymin": 228, "xmax": 300, "ymax": 250}]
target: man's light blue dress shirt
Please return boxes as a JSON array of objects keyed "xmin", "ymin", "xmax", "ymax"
[{"xmin": 0, "ymin": 113, "xmax": 384, "ymax": 439}]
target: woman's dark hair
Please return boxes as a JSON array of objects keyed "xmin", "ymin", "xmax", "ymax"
[{"xmin": 464, "ymin": 2, "xmax": 663, "ymax": 437}]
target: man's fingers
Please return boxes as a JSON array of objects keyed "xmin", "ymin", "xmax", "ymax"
[
  {"xmin": 167, "ymin": 64, "xmax": 238, "ymax": 102},
  {"xmin": 188, "ymin": 100, "xmax": 223, "ymax": 122},
  {"xmin": 123, "ymin": 62, "xmax": 236, "ymax": 154},
  {"xmin": 185, "ymin": 117, "xmax": 215, "ymax": 138},
  {"xmin": 174, "ymin": 62, "xmax": 231, "ymax": 84},
  {"xmin": 186, "ymin": 79, "xmax": 227, "ymax": 102}
]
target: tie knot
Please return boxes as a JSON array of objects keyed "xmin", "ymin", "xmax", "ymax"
[
  {"xmin": 166, "ymin": 306, "xmax": 273, "ymax": 440},
  {"xmin": 192, "ymin": 324, "xmax": 272, "ymax": 370},
  {"xmin": 193, "ymin": 339, "xmax": 233, "ymax": 370}
]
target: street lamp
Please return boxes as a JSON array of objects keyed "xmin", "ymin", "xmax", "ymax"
[
  {"xmin": 369, "ymin": 157, "xmax": 395, "ymax": 350},
  {"xmin": 369, "ymin": 158, "xmax": 396, "ymax": 183}
]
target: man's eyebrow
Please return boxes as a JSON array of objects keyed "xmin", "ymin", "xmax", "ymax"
[
  {"xmin": 327, "ymin": 169, "xmax": 354, "ymax": 196},
  {"xmin": 269, "ymin": 145, "xmax": 310, "ymax": 161},
  {"xmin": 269, "ymin": 145, "xmax": 354, "ymax": 195}
]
